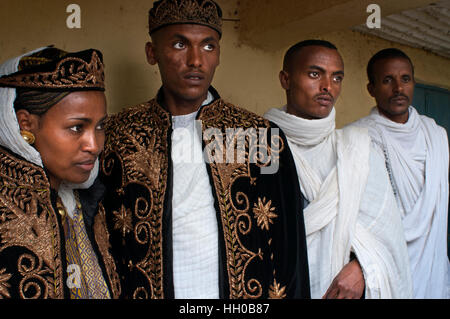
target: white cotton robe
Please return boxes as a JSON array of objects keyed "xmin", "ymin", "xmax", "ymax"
[
  {"xmin": 352, "ymin": 106, "xmax": 450, "ymax": 299},
  {"xmin": 265, "ymin": 106, "xmax": 412, "ymax": 299}
]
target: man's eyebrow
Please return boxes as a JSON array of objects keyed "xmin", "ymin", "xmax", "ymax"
[
  {"xmin": 172, "ymin": 34, "xmax": 189, "ymax": 41},
  {"xmin": 308, "ymin": 65, "xmax": 326, "ymax": 73},
  {"xmin": 170, "ymin": 34, "xmax": 218, "ymax": 45},
  {"xmin": 308, "ymin": 65, "xmax": 344, "ymax": 76},
  {"xmin": 202, "ymin": 36, "xmax": 218, "ymax": 43}
]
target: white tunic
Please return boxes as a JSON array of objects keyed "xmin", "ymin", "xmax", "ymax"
[{"xmin": 171, "ymin": 93, "xmax": 220, "ymax": 299}]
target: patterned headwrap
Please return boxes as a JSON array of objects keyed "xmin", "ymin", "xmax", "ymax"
[{"xmin": 148, "ymin": 0, "xmax": 222, "ymax": 37}]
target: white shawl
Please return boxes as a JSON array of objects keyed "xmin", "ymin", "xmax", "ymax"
[
  {"xmin": 0, "ymin": 48, "xmax": 98, "ymax": 218},
  {"xmin": 265, "ymin": 106, "xmax": 412, "ymax": 298},
  {"xmin": 352, "ymin": 106, "xmax": 450, "ymax": 298}
]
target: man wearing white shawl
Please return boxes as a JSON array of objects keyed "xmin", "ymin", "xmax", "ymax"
[
  {"xmin": 351, "ymin": 48, "xmax": 449, "ymax": 299},
  {"xmin": 265, "ymin": 40, "xmax": 412, "ymax": 299}
]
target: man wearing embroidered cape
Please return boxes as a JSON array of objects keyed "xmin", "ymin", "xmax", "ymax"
[
  {"xmin": 350, "ymin": 48, "xmax": 449, "ymax": 299},
  {"xmin": 98, "ymin": 0, "xmax": 310, "ymax": 299},
  {"xmin": 264, "ymin": 40, "xmax": 412, "ymax": 299}
]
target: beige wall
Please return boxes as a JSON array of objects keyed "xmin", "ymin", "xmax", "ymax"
[{"xmin": 1, "ymin": 0, "xmax": 449, "ymax": 128}]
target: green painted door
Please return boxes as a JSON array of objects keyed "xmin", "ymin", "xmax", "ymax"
[{"xmin": 413, "ymin": 83, "xmax": 450, "ymax": 257}]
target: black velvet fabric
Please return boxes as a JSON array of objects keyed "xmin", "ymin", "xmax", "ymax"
[
  {"xmin": 0, "ymin": 145, "xmax": 116, "ymax": 299},
  {"xmin": 99, "ymin": 88, "xmax": 310, "ymax": 299}
]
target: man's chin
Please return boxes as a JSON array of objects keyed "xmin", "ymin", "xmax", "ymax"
[
  {"xmin": 387, "ymin": 103, "xmax": 409, "ymax": 114},
  {"xmin": 378, "ymin": 105, "xmax": 410, "ymax": 122},
  {"xmin": 312, "ymin": 105, "xmax": 333, "ymax": 119},
  {"xmin": 178, "ymin": 84, "xmax": 209, "ymax": 97}
]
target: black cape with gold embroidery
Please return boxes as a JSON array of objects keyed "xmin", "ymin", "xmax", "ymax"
[
  {"xmin": 99, "ymin": 88, "xmax": 310, "ymax": 299},
  {"xmin": 0, "ymin": 146, "xmax": 120, "ymax": 299}
]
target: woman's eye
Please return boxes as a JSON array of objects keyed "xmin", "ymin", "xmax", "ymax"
[
  {"xmin": 70, "ymin": 125, "xmax": 82, "ymax": 132},
  {"xmin": 96, "ymin": 123, "xmax": 105, "ymax": 130}
]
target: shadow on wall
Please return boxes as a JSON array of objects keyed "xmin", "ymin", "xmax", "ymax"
[{"xmin": 106, "ymin": 57, "xmax": 161, "ymax": 114}]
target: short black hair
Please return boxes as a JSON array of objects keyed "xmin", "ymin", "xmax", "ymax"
[
  {"xmin": 283, "ymin": 39, "xmax": 338, "ymax": 71},
  {"xmin": 367, "ymin": 48, "xmax": 414, "ymax": 84}
]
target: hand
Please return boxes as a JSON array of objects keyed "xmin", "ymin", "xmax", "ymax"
[{"xmin": 322, "ymin": 259, "xmax": 365, "ymax": 299}]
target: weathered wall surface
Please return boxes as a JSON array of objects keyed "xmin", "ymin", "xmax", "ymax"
[{"xmin": 0, "ymin": 0, "xmax": 448, "ymax": 127}]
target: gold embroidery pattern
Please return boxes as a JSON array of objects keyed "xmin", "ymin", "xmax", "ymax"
[
  {"xmin": 199, "ymin": 100, "xmax": 284, "ymax": 299},
  {"xmin": 0, "ymin": 268, "xmax": 11, "ymax": 298},
  {"xmin": 17, "ymin": 253, "xmax": 52, "ymax": 299},
  {"xmin": 102, "ymin": 102, "xmax": 171, "ymax": 299},
  {"xmin": 94, "ymin": 204, "xmax": 121, "ymax": 299},
  {"xmin": 0, "ymin": 147, "xmax": 64, "ymax": 299},
  {"xmin": 252, "ymin": 197, "xmax": 278, "ymax": 231},
  {"xmin": 0, "ymin": 51, "xmax": 104, "ymax": 90},
  {"xmin": 113, "ymin": 205, "xmax": 133, "ymax": 237},
  {"xmin": 268, "ymin": 278, "xmax": 287, "ymax": 299},
  {"xmin": 149, "ymin": 0, "xmax": 222, "ymax": 35},
  {"xmin": 103, "ymin": 98, "xmax": 288, "ymax": 299}
]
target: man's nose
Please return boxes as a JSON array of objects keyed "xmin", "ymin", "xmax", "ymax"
[
  {"xmin": 320, "ymin": 76, "xmax": 332, "ymax": 93},
  {"xmin": 392, "ymin": 78, "xmax": 404, "ymax": 94},
  {"xmin": 187, "ymin": 47, "xmax": 202, "ymax": 68}
]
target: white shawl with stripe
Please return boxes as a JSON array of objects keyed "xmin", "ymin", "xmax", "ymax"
[{"xmin": 352, "ymin": 106, "xmax": 449, "ymax": 298}]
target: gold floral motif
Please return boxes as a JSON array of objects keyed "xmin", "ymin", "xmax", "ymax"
[
  {"xmin": 0, "ymin": 268, "xmax": 11, "ymax": 299},
  {"xmin": 113, "ymin": 205, "xmax": 133, "ymax": 237},
  {"xmin": 102, "ymin": 97, "xmax": 287, "ymax": 299},
  {"xmin": 0, "ymin": 145, "xmax": 121, "ymax": 299},
  {"xmin": 252, "ymin": 197, "xmax": 277, "ymax": 231},
  {"xmin": 199, "ymin": 100, "xmax": 276, "ymax": 299},
  {"xmin": 268, "ymin": 279, "xmax": 286, "ymax": 299},
  {"xmin": 0, "ymin": 195, "xmax": 55, "ymax": 268},
  {"xmin": 103, "ymin": 101, "xmax": 171, "ymax": 299},
  {"xmin": 0, "ymin": 147, "xmax": 64, "ymax": 299},
  {"xmin": 121, "ymin": 132, "xmax": 163, "ymax": 189}
]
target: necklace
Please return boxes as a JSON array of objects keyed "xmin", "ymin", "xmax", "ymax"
[{"xmin": 56, "ymin": 191, "xmax": 82, "ymax": 219}]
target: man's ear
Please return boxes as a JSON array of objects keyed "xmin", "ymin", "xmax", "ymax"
[
  {"xmin": 16, "ymin": 109, "xmax": 38, "ymax": 132},
  {"xmin": 367, "ymin": 82, "xmax": 375, "ymax": 98},
  {"xmin": 279, "ymin": 70, "xmax": 290, "ymax": 90},
  {"xmin": 145, "ymin": 41, "xmax": 158, "ymax": 65}
]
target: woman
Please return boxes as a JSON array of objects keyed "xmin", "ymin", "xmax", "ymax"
[{"xmin": 0, "ymin": 47, "xmax": 120, "ymax": 299}]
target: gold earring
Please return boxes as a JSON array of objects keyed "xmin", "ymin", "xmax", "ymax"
[{"xmin": 20, "ymin": 130, "xmax": 35, "ymax": 145}]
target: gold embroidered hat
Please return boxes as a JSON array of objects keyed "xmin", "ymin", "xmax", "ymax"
[
  {"xmin": 148, "ymin": 0, "xmax": 223, "ymax": 37},
  {"xmin": 0, "ymin": 47, "xmax": 105, "ymax": 91}
]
